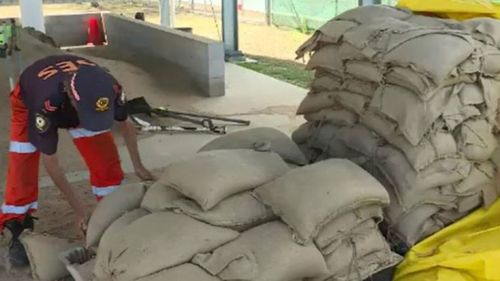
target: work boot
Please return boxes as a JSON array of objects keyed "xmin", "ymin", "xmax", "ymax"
[{"xmin": 3, "ymin": 216, "xmax": 36, "ymax": 267}]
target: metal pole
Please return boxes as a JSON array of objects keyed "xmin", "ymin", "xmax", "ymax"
[
  {"xmin": 159, "ymin": 0, "xmax": 175, "ymax": 27},
  {"xmin": 222, "ymin": 0, "xmax": 243, "ymax": 59},
  {"xmin": 265, "ymin": 0, "xmax": 271, "ymax": 26},
  {"xmin": 19, "ymin": 0, "xmax": 45, "ymax": 33},
  {"xmin": 358, "ymin": 0, "xmax": 381, "ymax": 5}
]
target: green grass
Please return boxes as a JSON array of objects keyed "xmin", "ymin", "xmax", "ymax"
[{"xmin": 238, "ymin": 56, "xmax": 313, "ymax": 89}]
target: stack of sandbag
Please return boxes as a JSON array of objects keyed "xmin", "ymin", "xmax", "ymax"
[
  {"xmin": 252, "ymin": 159, "xmax": 401, "ymax": 281},
  {"xmin": 83, "ymin": 128, "xmax": 402, "ymax": 281},
  {"xmin": 293, "ymin": 5, "xmax": 500, "ymax": 247}
]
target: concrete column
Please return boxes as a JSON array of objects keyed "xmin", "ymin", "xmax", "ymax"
[
  {"xmin": 159, "ymin": 0, "xmax": 175, "ymax": 28},
  {"xmin": 222, "ymin": 0, "xmax": 241, "ymax": 58},
  {"xmin": 358, "ymin": 0, "xmax": 381, "ymax": 5},
  {"xmin": 19, "ymin": 0, "xmax": 45, "ymax": 33}
]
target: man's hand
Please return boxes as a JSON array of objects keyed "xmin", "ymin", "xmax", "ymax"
[
  {"xmin": 119, "ymin": 120, "xmax": 156, "ymax": 181},
  {"xmin": 135, "ymin": 165, "xmax": 156, "ymax": 181},
  {"xmin": 76, "ymin": 213, "xmax": 89, "ymax": 238},
  {"xmin": 43, "ymin": 154, "xmax": 90, "ymax": 238}
]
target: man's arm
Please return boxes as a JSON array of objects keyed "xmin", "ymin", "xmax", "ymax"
[
  {"xmin": 42, "ymin": 153, "xmax": 88, "ymax": 234},
  {"xmin": 117, "ymin": 119, "xmax": 155, "ymax": 181}
]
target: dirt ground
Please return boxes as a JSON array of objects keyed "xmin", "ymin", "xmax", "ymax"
[{"xmin": 0, "ymin": 3, "xmax": 310, "ymax": 62}]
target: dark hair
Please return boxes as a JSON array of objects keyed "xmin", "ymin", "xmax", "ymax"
[{"xmin": 10, "ymin": 18, "xmax": 15, "ymax": 24}]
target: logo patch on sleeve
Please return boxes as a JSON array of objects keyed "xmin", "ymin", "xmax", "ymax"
[
  {"xmin": 35, "ymin": 113, "xmax": 50, "ymax": 133},
  {"xmin": 96, "ymin": 97, "xmax": 110, "ymax": 112}
]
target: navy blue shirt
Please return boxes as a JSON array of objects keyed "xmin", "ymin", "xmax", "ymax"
[{"xmin": 19, "ymin": 55, "xmax": 128, "ymax": 155}]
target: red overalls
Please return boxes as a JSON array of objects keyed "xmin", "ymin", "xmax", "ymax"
[{"xmin": 0, "ymin": 84, "xmax": 124, "ymax": 230}]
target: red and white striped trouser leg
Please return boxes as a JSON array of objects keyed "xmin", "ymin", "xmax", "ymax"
[
  {"xmin": 0, "ymin": 84, "xmax": 40, "ymax": 231},
  {"xmin": 68, "ymin": 129, "xmax": 124, "ymax": 200}
]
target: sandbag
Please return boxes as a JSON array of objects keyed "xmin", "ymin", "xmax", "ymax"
[
  {"xmin": 382, "ymin": 183, "xmax": 444, "ymax": 246},
  {"xmin": 453, "ymin": 162, "xmax": 495, "ymax": 194},
  {"xmin": 336, "ymin": 5, "xmax": 412, "ymax": 24},
  {"xmin": 160, "ymin": 149, "xmax": 289, "ymax": 211},
  {"xmin": 311, "ymin": 75, "xmax": 343, "ymax": 92},
  {"xmin": 304, "ymin": 108, "xmax": 358, "ymax": 127},
  {"xmin": 20, "ymin": 232, "xmax": 78, "ymax": 281},
  {"xmin": 345, "ymin": 60, "xmax": 384, "ymax": 83},
  {"xmin": 255, "ymin": 159, "xmax": 389, "ymax": 244},
  {"xmin": 297, "ymin": 90, "xmax": 368, "ymax": 116},
  {"xmin": 479, "ymin": 78, "xmax": 500, "ymax": 126},
  {"xmin": 172, "ymin": 191, "xmax": 275, "ymax": 231},
  {"xmin": 369, "ymin": 84, "xmax": 457, "ymax": 145},
  {"xmin": 140, "ymin": 182, "xmax": 185, "ymax": 212},
  {"xmin": 442, "ymin": 93, "xmax": 481, "ymax": 130},
  {"xmin": 314, "ymin": 227, "xmax": 392, "ymax": 281},
  {"xmin": 99, "ymin": 212, "xmax": 239, "ymax": 281},
  {"xmin": 306, "ymin": 44, "xmax": 364, "ymax": 72},
  {"xmin": 343, "ymin": 77, "xmax": 378, "ymax": 97},
  {"xmin": 481, "ymin": 44, "xmax": 500, "ymax": 76},
  {"xmin": 296, "ymin": 20, "xmax": 358, "ymax": 58},
  {"xmin": 320, "ymin": 219, "xmax": 379, "ymax": 256},
  {"xmin": 382, "ymin": 32, "xmax": 474, "ymax": 86},
  {"xmin": 296, "ymin": 91, "xmax": 336, "ymax": 115},
  {"xmin": 292, "ymin": 122, "xmax": 316, "ymax": 145},
  {"xmin": 315, "ymin": 205, "xmax": 383, "ymax": 250},
  {"xmin": 464, "ymin": 18, "xmax": 500, "ymax": 48},
  {"xmin": 193, "ymin": 221, "xmax": 329, "ymax": 281},
  {"xmin": 459, "ymin": 83, "xmax": 484, "ymax": 106},
  {"xmin": 198, "ymin": 127, "xmax": 307, "ymax": 165},
  {"xmin": 458, "ymin": 119, "xmax": 497, "ymax": 161},
  {"xmin": 86, "ymin": 182, "xmax": 146, "ymax": 248},
  {"xmin": 135, "ymin": 264, "xmax": 221, "ymax": 281},
  {"xmin": 361, "ymin": 111, "xmax": 459, "ymax": 171},
  {"xmin": 331, "ymin": 252, "xmax": 402, "ymax": 281},
  {"xmin": 374, "ymin": 146, "xmax": 471, "ymax": 210},
  {"xmin": 306, "ymin": 125, "xmax": 365, "ymax": 161},
  {"xmin": 94, "ymin": 209, "xmax": 150, "ymax": 280}
]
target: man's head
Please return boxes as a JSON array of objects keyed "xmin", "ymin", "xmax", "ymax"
[{"xmin": 63, "ymin": 66, "xmax": 118, "ymax": 132}]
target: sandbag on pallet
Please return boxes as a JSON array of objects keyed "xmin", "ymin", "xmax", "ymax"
[
  {"xmin": 255, "ymin": 159, "xmax": 389, "ymax": 244},
  {"xmin": 97, "ymin": 212, "xmax": 239, "ymax": 281},
  {"xmin": 86, "ymin": 183, "xmax": 146, "ymax": 248},
  {"xmin": 198, "ymin": 127, "xmax": 307, "ymax": 165},
  {"xmin": 160, "ymin": 149, "xmax": 289, "ymax": 211},
  {"xmin": 193, "ymin": 221, "xmax": 329, "ymax": 281}
]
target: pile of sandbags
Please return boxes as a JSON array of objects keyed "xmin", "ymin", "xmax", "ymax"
[
  {"xmin": 83, "ymin": 128, "xmax": 400, "ymax": 281},
  {"xmin": 254, "ymin": 159, "xmax": 401, "ymax": 281},
  {"xmin": 293, "ymin": 5, "xmax": 500, "ymax": 247}
]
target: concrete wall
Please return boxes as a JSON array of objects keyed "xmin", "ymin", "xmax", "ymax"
[
  {"xmin": 45, "ymin": 13, "xmax": 105, "ymax": 46},
  {"xmin": 1, "ymin": 13, "xmax": 105, "ymax": 47},
  {"xmin": 103, "ymin": 14, "xmax": 224, "ymax": 97}
]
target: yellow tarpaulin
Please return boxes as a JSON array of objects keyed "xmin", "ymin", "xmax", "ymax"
[
  {"xmin": 396, "ymin": 0, "xmax": 500, "ymax": 20},
  {"xmin": 394, "ymin": 200, "xmax": 500, "ymax": 281}
]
